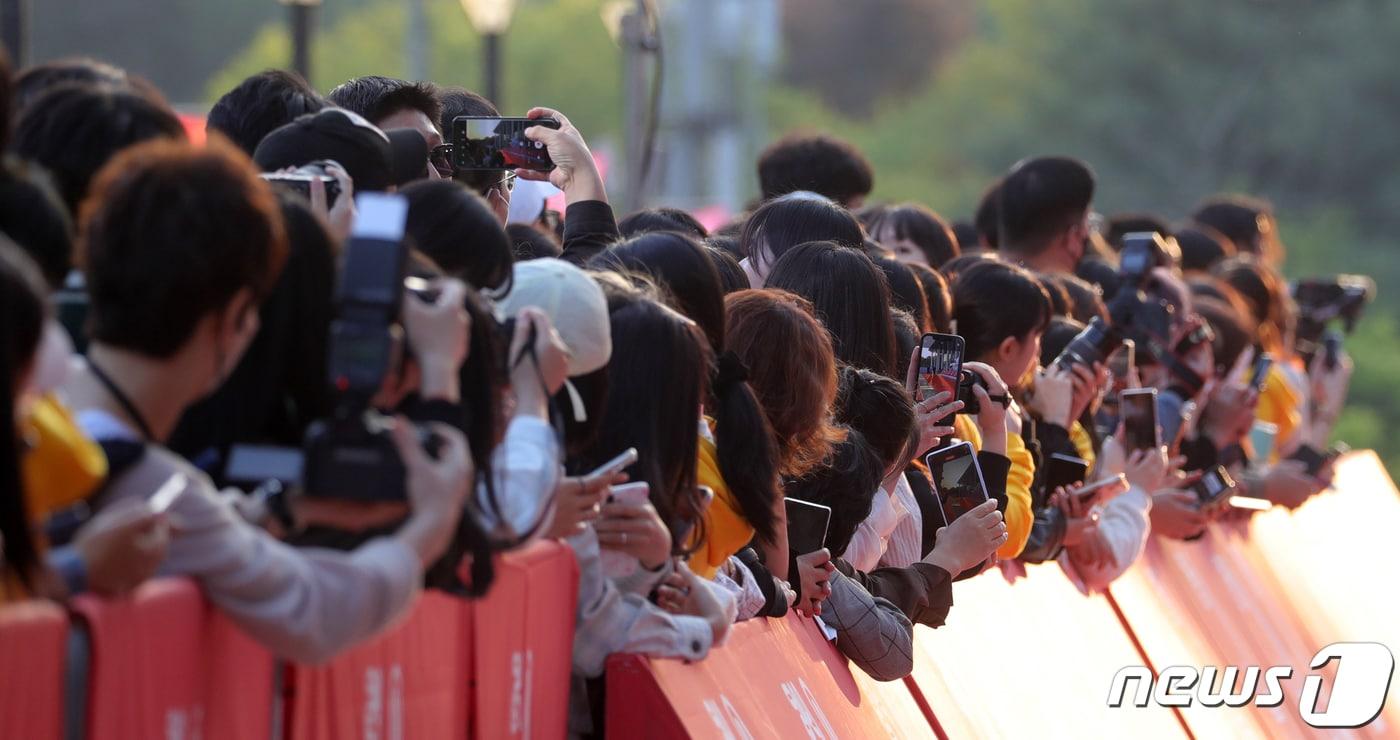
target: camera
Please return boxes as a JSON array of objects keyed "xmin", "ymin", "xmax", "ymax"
[
  {"xmin": 1292, "ymin": 274, "xmax": 1374, "ymax": 361},
  {"xmin": 955, "ymin": 368, "xmax": 1011, "ymax": 415},
  {"xmin": 1054, "ymin": 232, "xmax": 1175, "ymax": 371},
  {"xmin": 260, "ymin": 160, "xmax": 342, "ymax": 208}
]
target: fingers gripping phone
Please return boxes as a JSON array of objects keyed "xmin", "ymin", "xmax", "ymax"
[
  {"xmin": 926, "ymin": 442, "xmax": 991, "ymax": 524},
  {"xmin": 918, "ymin": 333, "xmax": 965, "ymax": 406},
  {"xmin": 1120, "ymin": 388, "xmax": 1160, "ymax": 452},
  {"xmin": 1045, "ymin": 453, "xmax": 1090, "ymax": 494},
  {"xmin": 451, "ymin": 116, "xmax": 561, "ymax": 172},
  {"xmin": 587, "ymin": 447, "xmax": 638, "ymax": 485},
  {"xmin": 1070, "ymin": 473, "xmax": 1129, "ymax": 506},
  {"xmin": 784, "ymin": 498, "xmax": 833, "ymax": 555}
]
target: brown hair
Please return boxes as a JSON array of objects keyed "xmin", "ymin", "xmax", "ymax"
[
  {"xmin": 724, "ymin": 289, "xmax": 845, "ymax": 477},
  {"xmin": 78, "ymin": 137, "xmax": 288, "ymax": 357}
]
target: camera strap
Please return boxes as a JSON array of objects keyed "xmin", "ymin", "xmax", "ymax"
[{"xmin": 87, "ymin": 359, "xmax": 156, "ymax": 441}]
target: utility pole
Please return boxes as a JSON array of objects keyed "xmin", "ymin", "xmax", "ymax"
[
  {"xmin": 620, "ymin": 1, "xmax": 658, "ymax": 213},
  {"xmin": 1, "ymin": 0, "xmax": 28, "ymax": 65},
  {"xmin": 281, "ymin": 0, "xmax": 320, "ymax": 82},
  {"xmin": 406, "ymin": 0, "xmax": 429, "ymax": 81}
]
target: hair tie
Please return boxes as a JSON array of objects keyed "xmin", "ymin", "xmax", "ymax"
[{"xmin": 714, "ymin": 351, "xmax": 750, "ymax": 394}]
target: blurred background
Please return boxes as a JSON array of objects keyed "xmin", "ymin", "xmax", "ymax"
[{"xmin": 14, "ymin": 0, "xmax": 1400, "ymax": 475}]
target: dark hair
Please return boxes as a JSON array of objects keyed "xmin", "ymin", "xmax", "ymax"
[
  {"xmin": 78, "ymin": 139, "xmax": 288, "ymax": 358},
  {"xmin": 862, "ymin": 237, "xmax": 893, "ymax": 260},
  {"xmin": 890, "ymin": 308, "xmax": 920, "ymax": 372},
  {"xmin": 436, "ymin": 85, "xmax": 499, "ymax": 135},
  {"xmin": 206, "ymin": 70, "xmax": 327, "ymax": 155},
  {"xmin": 1038, "ymin": 316, "xmax": 1088, "ymax": 368},
  {"xmin": 0, "ymin": 240, "xmax": 48, "ymax": 593},
  {"xmin": 765, "ymin": 241, "xmax": 899, "ymax": 379},
  {"xmin": 0, "ymin": 166, "xmax": 73, "ymax": 289},
  {"xmin": 739, "ymin": 195, "xmax": 863, "ymax": 272},
  {"xmin": 973, "ymin": 180, "xmax": 1003, "ymax": 249},
  {"xmin": 867, "ymin": 203, "xmax": 960, "ymax": 267},
  {"xmin": 1104, "ymin": 213, "xmax": 1171, "ymax": 251},
  {"xmin": 13, "ymin": 57, "xmax": 129, "ymax": 113},
  {"xmin": 782, "ymin": 430, "xmax": 883, "ymax": 559},
  {"xmin": 704, "ymin": 244, "xmax": 748, "ymax": 295},
  {"xmin": 997, "ymin": 156, "xmax": 1095, "ymax": 256},
  {"xmin": 952, "ymin": 260, "xmax": 1053, "ymax": 361},
  {"xmin": 1050, "ymin": 272, "xmax": 1108, "ymax": 325},
  {"xmin": 12, "ymin": 84, "xmax": 186, "ymax": 216},
  {"xmin": 0, "ymin": 47, "xmax": 11, "ymax": 151},
  {"xmin": 705, "ymin": 234, "xmax": 743, "ymax": 261},
  {"xmin": 327, "ymin": 75, "xmax": 441, "ymax": 128},
  {"xmin": 1193, "ymin": 296, "xmax": 1251, "ymax": 376},
  {"xmin": 725, "ymin": 289, "xmax": 844, "ymax": 477},
  {"xmin": 757, "ymin": 133, "xmax": 873, "ymax": 205},
  {"xmin": 168, "ymin": 192, "xmax": 335, "ymax": 462},
  {"xmin": 1212, "ymin": 256, "xmax": 1289, "ymax": 334},
  {"xmin": 1192, "ymin": 195, "xmax": 1273, "ymax": 256},
  {"xmin": 580, "ymin": 292, "xmax": 710, "ymax": 553},
  {"xmin": 1037, "ymin": 272, "xmax": 1073, "ymax": 317},
  {"xmin": 873, "ymin": 255, "xmax": 931, "ymax": 331},
  {"xmin": 618, "ymin": 208, "xmax": 708, "ymax": 239},
  {"xmin": 1176, "ymin": 223, "xmax": 1236, "ymax": 274},
  {"xmin": 907, "ymin": 262, "xmax": 952, "ymax": 333},
  {"xmin": 950, "ymin": 221, "xmax": 980, "ymax": 253},
  {"xmin": 1075, "ymin": 256, "xmax": 1122, "ymax": 302},
  {"xmin": 505, "ymin": 222, "xmax": 561, "ymax": 261},
  {"xmin": 835, "ymin": 366, "xmax": 917, "ymax": 476},
  {"xmin": 402, "ymin": 180, "xmax": 512, "ymax": 292},
  {"xmin": 938, "ymin": 251, "xmax": 996, "ymax": 284}
]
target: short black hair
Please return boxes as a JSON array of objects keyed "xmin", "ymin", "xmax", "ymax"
[
  {"xmin": 78, "ymin": 139, "xmax": 288, "ymax": 357},
  {"xmin": 505, "ymin": 222, "xmax": 561, "ymax": 261},
  {"xmin": 618, "ymin": 207, "xmax": 708, "ymax": 239},
  {"xmin": 782, "ymin": 430, "xmax": 884, "ymax": 559},
  {"xmin": 437, "ymin": 85, "xmax": 499, "ymax": 136},
  {"xmin": 1104, "ymin": 212, "xmax": 1171, "ymax": 251},
  {"xmin": 12, "ymin": 84, "xmax": 186, "ymax": 216},
  {"xmin": 756, "ymin": 133, "xmax": 873, "ymax": 205},
  {"xmin": 1192, "ymin": 195, "xmax": 1273, "ymax": 256},
  {"xmin": 952, "ymin": 260, "xmax": 1053, "ymax": 361},
  {"xmin": 950, "ymin": 221, "xmax": 979, "ymax": 253},
  {"xmin": 207, "ymin": 70, "xmax": 327, "ymax": 155},
  {"xmin": 1176, "ymin": 223, "xmax": 1236, "ymax": 274},
  {"xmin": 327, "ymin": 75, "xmax": 442, "ymax": 129},
  {"xmin": 13, "ymin": 57, "xmax": 129, "ymax": 114},
  {"xmin": 401, "ymin": 179, "xmax": 512, "ymax": 292},
  {"xmin": 739, "ymin": 194, "xmax": 864, "ymax": 271},
  {"xmin": 835, "ymin": 365, "xmax": 917, "ymax": 476},
  {"xmin": 997, "ymin": 156, "xmax": 1095, "ymax": 256},
  {"xmin": 973, "ymin": 179, "xmax": 1003, "ymax": 248},
  {"xmin": 0, "ymin": 165, "xmax": 74, "ymax": 289}
]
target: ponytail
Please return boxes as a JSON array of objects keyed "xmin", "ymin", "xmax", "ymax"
[{"xmin": 710, "ymin": 351, "xmax": 780, "ymax": 545}]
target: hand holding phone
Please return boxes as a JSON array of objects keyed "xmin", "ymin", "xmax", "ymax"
[
  {"xmin": 1119, "ymin": 388, "xmax": 1160, "ymax": 452},
  {"xmin": 1045, "ymin": 453, "xmax": 1089, "ymax": 495},
  {"xmin": 784, "ymin": 498, "xmax": 833, "ymax": 555},
  {"xmin": 451, "ymin": 116, "xmax": 561, "ymax": 172},
  {"xmin": 916, "ymin": 333, "xmax": 965, "ymax": 410},
  {"xmin": 926, "ymin": 442, "xmax": 991, "ymax": 525},
  {"xmin": 1068, "ymin": 473, "xmax": 1130, "ymax": 508}
]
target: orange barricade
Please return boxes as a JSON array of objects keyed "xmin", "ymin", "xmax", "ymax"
[
  {"xmin": 0, "ymin": 600, "xmax": 69, "ymax": 739},
  {"xmin": 72, "ymin": 578, "xmax": 275, "ymax": 740},
  {"xmin": 473, "ymin": 540, "xmax": 580, "ymax": 740},
  {"xmin": 285, "ymin": 591, "xmax": 472, "ymax": 740},
  {"xmin": 606, "ymin": 612, "xmax": 936, "ymax": 738},
  {"xmin": 908, "ymin": 562, "xmax": 1188, "ymax": 739}
]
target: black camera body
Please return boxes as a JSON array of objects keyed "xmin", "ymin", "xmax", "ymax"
[
  {"xmin": 956, "ymin": 368, "xmax": 986, "ymax": 415},
  {"xmin": 260, "ymin": 159, "xmax": 342, "ymax": 208},
  {"xmin": 1054, "ymin": 233, "xmax": 1175, "ymax": 372},
  {"xmin": 1292, "ymin": 275, "xmax": 1374, "ymax": 360}
]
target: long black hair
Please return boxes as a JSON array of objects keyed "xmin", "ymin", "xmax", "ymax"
[
  {"xmin": 873, "ymin": 255, "xmax": 931, "ymax": 332},
  {"xmin": 765, "ymin": 241, "xmax": 899, "ymax": 379},
  {"xmin": 579, "ymin": 284, "xmax": 711, "ymax": 553},
  {"xmin": 592, "ymin": 233, "xmax": 780, "ymax": 544},
  {"xmin": 952, "ymin": 260, "xmax": 1053, "ymax": 361},
  {"xmin": 0, "ymin": 240, "xmax": 49, "ymax": 594},
  {"xmin": 739, "ymin": 195, "xmax": 863, "ymax": 273}
]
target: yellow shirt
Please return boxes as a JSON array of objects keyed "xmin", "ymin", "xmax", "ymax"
[
  {"xmin": 952, "ymin": 413, "xmax": 1031, "ymax": 559},
  {"xmin": 1069, "ymin": 421, "xmax": 1097, "ymax": 470},
  {"xmin": 1255, "ymin": 364, "xmax": 1303, "ymax": 463},
  {"xmin": 686, "ymin": 433, "xmax": 754, "ymax": 580},
  {"xmin": 22, "ymin": 393, "xmax": 107, "ymax": 523}
]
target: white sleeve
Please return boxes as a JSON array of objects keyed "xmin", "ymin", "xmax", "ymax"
[
  {"xmin": 845, "ymin": 486, "xmax": 900, "ymax": 572},
  {"xmin": 1073, "ymin": 485, "xmax": 1153, "ymax": 591},
  {"xmin": 478, "ymin": 416, "xmax": 561, "ymax": 540},
  {"xmin": 878, "ymin": 476, "xmax": 922, "ymax": 569},
  {"xmin": 718, "ymin": 557, "xmax": 771, "ymax": 622}
]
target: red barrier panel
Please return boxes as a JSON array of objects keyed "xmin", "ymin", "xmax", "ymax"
[
  {"xmin": 605, "ymin": 613, "xmax": 935, "ymax": 738},
  {"xmin": 473, "ymin": 540, "xmax": 580, "ymax": 740},
  {"xmin": 0, "ymin": 600, "xmax": 68, "ymax": 739},
  {"xmin": 285, "ymin": 590, "xmax": 472, "ymax": 740},
  {"xmin": 908, "ymin": 562, "xmax": 1189, "ymax": 739},
  {"xmin": 72, "ymin": 578, "xmax": 275, "ymax": 740}
]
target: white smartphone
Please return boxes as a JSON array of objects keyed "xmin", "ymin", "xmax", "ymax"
[
  {"xmin": 148, "ymin": 473, "xmax": 188, "ymax": 514},
  {"xmin": 1069, "ymin": 473, "xmax": 1129, "ymax": 506},
  {"xmin": 587, "ymin": 447, "xmax": 639, "ymax": 484},
  {"xmin": 607, "ymin": 481, "xmax": 650, "ymax": 505}
]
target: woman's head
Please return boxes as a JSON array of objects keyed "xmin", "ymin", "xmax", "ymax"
[
  {"xmin": 0, "ymin": 239, "xmax": 49, "ymax": 593},
  {"xmin": 765, "ymin": 241, "xmax": 899, "ymax": 379},
  {"xmin": 907, "ymin": 262, "xmax": 952, "ymax": 334},
  {"xmin": 582, "ymin": 288, "xmax": 711, "ymax": 552},
  {"xmin": 739, "ymin": 194, "xmax": 863, "ymax": 285},
  {"xmin": 874, "ymin": 255, "xmax": 931, "ymax": 332},
  {"xmin": 725, "ymin": 289, "xmax": 844, "ymax": 477},
  {"xmin": 953, "ymin": 260, "xmax": 1053, "ymax": 387},
  {"xmin": 591, "ymin": 231, "xmax": 725, "ymax": 352},
  {"xmin": 1213, "ymin": 255, "xmax": 1293, "ymax": 354},
  {"xmin": 705, "ymin": 244, "xmax": 749, "ymax": 295},
  {"xmin": 867, "ymin": 202, "xmax": 960, "ymax": 268},
  {"xmin": 782, "ymin": 429, "xmax": 884, "ymax": 559},
  {"xmin": 834, "ymin": 366, "xmax": 917, "ymax": 479},
  {"xmin": 618, "ymin": 207, "xmax": 708, "ymax": 239},
  {"xmin": 402, "ymin": 179, "xmax": 513, "ymax": 293}
]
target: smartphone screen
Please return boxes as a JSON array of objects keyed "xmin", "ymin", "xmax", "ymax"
[
  {"xmin": 451, "ymin": 117, "xmax": 558, "ymax": 172},
  {"xmin": 1250, "ymin": 353, "xmax": 1274, "ymax": 394},
  {"xmin": 1106, "ymin": 340, "xmax": 1135, "ymax": 389},
  {"xmin": 1193, "ymin": 465, "xmax": 1236, "ymax": 506},
  {"xmin": 784, "ymin": 498, "xmax": 832, "ymax": 554},
  {"xmin": 225, "ymin": 444, "xmax": 305, "ymax": 486},
  {"xmin": 918, "ymin": 333, "xmax": 965, "ymax": 405},
  {"xmin": 926, "ymin": 442, "xmax": 990, "ymax": 524},
  {"xmin": 1045, "ymin": 453, "xmax": 1089, "ymax": 493},
  {"xmin": 1120, "ymin": 388, "xmax": 1159, "ymax": 452}
]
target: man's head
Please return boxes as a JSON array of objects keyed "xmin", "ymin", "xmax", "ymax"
[
  {"xmin": 756, "ymin": 133, "xmax": 873, "ymax": 208},
  {"xmin": 78, "ymin": 139, "xmax": 287, "ymax": 394},
  {"xmin": 12, "ymin": 83, "xmax": 186, "ymax": 217},
  {"xmin": 253, "ymin": 108, "xmax": 428, "ymax": 192},
  {"xmin": 996, "ymin": 156, "xmax": 1096, "ymax": 273},
  {"xmin": 1192, "ymin": 195, "xmax": 1282, "ymax": 265},
  {"xmin": 207, "ymin": 70, "xmax": 328, "ymax": 155},
  {"xmin": 327, "ymin": 76, "xmax": 443, "ymax": 177},
  {"xmin": 437, "ymin": 85, "xmax": 515, "ymax": 223}
]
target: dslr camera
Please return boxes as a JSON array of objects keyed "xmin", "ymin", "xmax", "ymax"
[
  {"xmin": 1053, "ymin": 232, "xmax": 1176, "ymax": 371},
  {"xmin": 260, "ymin": 159, "xmax": 343, "ymax": 208},
  {"xmin": 1292, "ymin": 275, "xmax": 1374, "ymax": 367}
]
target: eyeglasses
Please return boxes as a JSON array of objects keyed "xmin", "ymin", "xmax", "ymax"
[{"xmin": 430, "ymin": 145, "xmax": 455, "ymax": 179}]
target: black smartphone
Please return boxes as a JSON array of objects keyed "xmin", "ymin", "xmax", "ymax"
[
  {"xmin": 1193, "ymin": 465, "xmax": 1237, "ymax": 508},
  {"xmin": 1250, "ymin": 352, "xmax": 1274, "ymax": 394},
  {"xmin": 1322, "ymin": 330, "xmax": 1344, "ymax": 371},
  {"xmin": 1045, "ymin": 453, "xmax": 1090, "ymax": 494},
  {"xmin": 784, "ymin": 497, "xmax": 832, "ymax": 555},
  {"xmin": 1120, "ymin": 388, "xmax": 1159, "ymax": 452},
  {"xmin": 451, "ymin": 116, "xmax": 560, "ymax": 172},
  {"xmin": 917, "ymin": 333, "xmax": 965, "ymax": 404},
  {"xmin": 926, "ymin": 442, "xmax": 991, "ymax": 524}
]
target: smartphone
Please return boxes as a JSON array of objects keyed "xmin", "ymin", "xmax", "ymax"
[
  {"xmin": 225, "ymin": 444, "xmax": 305, "ymax": 486},
  {"xmin": 917, "ymin": 333, "xmax": 965, "ymax": 405},
  {"xmin": 1192, "ymin": 465, "xmax": 1237, "ymax": 508},
  {"xmin": 1045, "ymin": 453, "xmax": 1089, "ymax": 494},
  {"xmin": 148, "ymin": 473, "xmax": 189, "ymax": 514},
  {"xmin": 260, "ymin": 171, "xmax": 340, "ymax": 208},
  {"xmin": 1120, "ymin": 388, "xmax": 1160, "ymax": 452},
  {"xmin": 926, "ymin": 442, "xmax": 991, "ymax": 524},
  {"xmin": 599, "ymin": 482, "xmax": 651, "ymax": 577},
  {"xmin": 1227, "ymin": 495, "xmax": 1271, "ymax": 512},
  {"xmin": 1322, "ymin": 330, "xmax": 1344, "ymax": 371},
  {"xmin": 1069, "ymin": 473, "xmax": 1130, "ymax": 506},
  {"xmin": 586, "ymin": 448, "xmax": 639, "ymax": 484},
  {"xmin": 606, "ymin": 481, "xmax": 650, "ymax": 505},
  {"xmin": 1250, "ymin": 352, "xmax": 1274, "ymax": 394},
  {"xmin": 451, "ymin": 116, "xmax": 560, "ymax": 172},
  {"xmin": 784, "ymin": 497, "xmax": 833, "ymax": 555},
  {"xmin": 1249, "ymin": 421, "xmax": 1278, "ymax": 464},
  {"xmin": 1107, "ymin": 340, "xmax": 1136, "ymax": 387}
]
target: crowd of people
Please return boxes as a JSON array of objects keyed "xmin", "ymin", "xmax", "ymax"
[{"xmin": 0, "ymin": 45, "xmax": 1361, "ymax": 736}]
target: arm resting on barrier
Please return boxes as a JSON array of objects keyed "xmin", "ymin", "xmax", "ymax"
[
  {"xmin": 820, "ymin": 570, "xmax": 915, "ymax": 681},
  {"xmin": 833, "ymin": 558, "xmax": 953, "ymax": 629}
]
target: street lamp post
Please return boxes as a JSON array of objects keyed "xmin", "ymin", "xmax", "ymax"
[
  {"xmin": 458, "ymin": 0, "xmax": 517, "ymax": 109},
  {"xmin": 1, "ymin": 0, "xmax": 29, "ymax": 65},
  {"xmin": 279, "ymin": 0, "xmax": 322, "ymax": 82}
]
